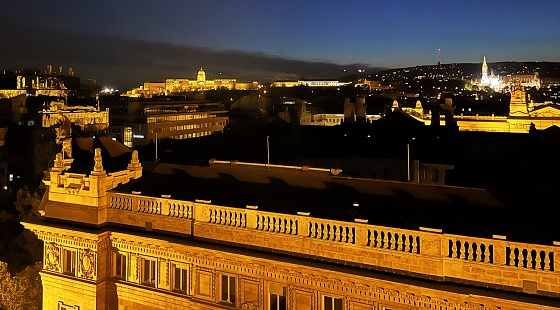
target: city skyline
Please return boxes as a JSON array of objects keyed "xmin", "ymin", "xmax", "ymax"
[{"xmin": 2, "ymin": 0, "xmax": 560, "ymax": 88}]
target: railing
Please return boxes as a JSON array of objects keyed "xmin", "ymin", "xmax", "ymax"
[
  {"xmin": 367, "ymin": 228, "xmax": 420, "ymax": 254},
  {"xmin": 106, "ymin": 191, "xmax": 560, "ymax": 295},
  {"xmin": 208, "ymin": 207, "xmax": 246, "ymax": 228},
  {"xmin": 447, "ymin": 236, "xmax": 494, "ymax": 263},
  {"xmin": 109, "ymin": 195, "xmax": 133, "ymax": 211},
  {"xmin": 256, "ymin": 214, "xmax": 297, "ymax": 235},
  {"xmin": 138, "ymin": 197, "xmax": 163, "ymax": 215},
  {"xmin": 107, "ymin": 192, "xmax": 193, "ymax": 219},
  {"xmin": 308, "ymin": 220, "xmax": 355, "ymax": 244},
  {"xmin": 505, "ymin": 242, "xmax": 554, "ymax": 271}
]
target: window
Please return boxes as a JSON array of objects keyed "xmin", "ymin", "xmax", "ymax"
[
  {"xmin": 270, "ymin": 287, "xmax": 286, "ymax": 310},
  {"xmin": 114, "ymin": 252, "xmax": 126, "ymax": 278},
  {"xmin": 141, "ymin": 258, "xmax": 157, "ymax": 286},
  {"xmin": 431, "ymin": 168, "xmax": 439, "ymax": 183},
  {"xmin": 172, "ymin": 264, "xmax": 188, "ymax": 293},
  {"xmin": 383, "ymin": 167, "xmax": 391, "ymax": 180},
  {"xmin": 221, "ymin": 274, "xmax": 236, "ymax": 304},
  {"xmin": 323, "ymin": 296, "xmax": 343, "ymax": 310},
  {"xmin": 62, "ymin": 248, "xmax": 77, "ymax": 275}
]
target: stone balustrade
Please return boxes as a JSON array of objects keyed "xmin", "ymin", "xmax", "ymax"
[
  {"xmin": 504, "ymin": 240, "xmax": 555, "ymax": 271},
  {"xmin": 446, "ymin": 235, "xmax": 495, "ymax": 263},
  {"xmin": 105, "ymin": 191, "xmax": 560, "ymax": 297},
  {"xmin": 367, "ymin": 228, "xmax": 420, "ymax": 254}
]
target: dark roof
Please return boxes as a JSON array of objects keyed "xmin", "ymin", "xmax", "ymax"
[
  {"xmin": 114, "ymin": 161, "xmax": 560, "ymax": 245},
  {"xmin": 68, "ymin": 137, "xmax": 133, "ymax": 174}
]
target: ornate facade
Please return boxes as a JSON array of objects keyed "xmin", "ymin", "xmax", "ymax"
[{"xmin": 23, "ymin": 153, "xmax": 560, "ymax": 309}]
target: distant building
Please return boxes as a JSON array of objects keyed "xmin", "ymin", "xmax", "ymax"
[
  {"xmin": 472, "ymin": 56, "xmax": 541, "ymax": 91},
  {"xmin": 100, "ymin": 98, "xmax": 228, "ymax": 147},
  {"xmin": 126, "ymin": 67, "xmax": 259, "ymax": 97},
  {"xmin": 271, "ymin": 79, "xmax": 350, "ymax": 88},
  {"xmin": 400, "ymin": 80, "xmax": 560, "ymax": 132}
]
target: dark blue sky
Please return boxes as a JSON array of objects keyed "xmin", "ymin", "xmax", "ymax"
[{"xmin": 1, "ymin": 0, "xmax": 559, "ymax": 87}]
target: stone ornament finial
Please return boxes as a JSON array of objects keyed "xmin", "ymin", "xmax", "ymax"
[
  {"xmin": 54, "ymin": 152, "xmax": 64, "ymax": 170},
  {"xmin": 93, "ymin": 148, "xmax": 103, "ymax": 172},
  {"xmin": 129, "ymin": 150, "xmax": 140, "ymax": 167}
]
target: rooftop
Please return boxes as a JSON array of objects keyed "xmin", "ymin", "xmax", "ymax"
[{"xmin": 113, "ymin": 159, "xmax": 558, "ymax": 245}]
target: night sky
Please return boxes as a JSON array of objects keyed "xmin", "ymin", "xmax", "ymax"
[{"xmin": 1, "ymin": 0, "xmax": 559, "ymax": 88}]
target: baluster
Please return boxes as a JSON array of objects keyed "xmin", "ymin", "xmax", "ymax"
[
  {"xmin": 339, "ymin": 226, "xmax": 343, "ymax": 242},
  {"xmin": 448, "ymin": 240, "xmax": 454, "ymax": 257},
  {"xmin": 522, "ymin": 249, "xmax": 528, "ymax": 268},
  {"xmin": 293, "ymin": 220, "xmax": 298, "ymax": 235},
  {"xmin": 411, "ymin": 236, "xmax": 417, "ymax": 253},
  {"xmin": 531, "ymin": 250, "xmax": 537, "ymax": 269},
  {"xmin": 256, "ymin": 215, "xmax": 260, "ymax": 230},
  {"xmin": 308, "ymin": 222, "xmax": 312, "ymax": 237},
  {"xmin": 401, "ymin": 234, "xmax": 406, "ymax": 251},
  {"xmin": 381, "ymin": 232, "xmax": 385, "ymax": 249},
  {"xmin": 350, "ymin": 227, "xmax": 355, "ymax": 244},
  {"xmin": 482, "ymin": 244, "xmax": 488, "ymax": 263},
  {"xmin": 508, "ymin": 247, "xmax": 515, "ymax": 266},
  {"xmin": 373, "ymin": 231, "xmax": 378, "ymax": 248},
  {"xmin": 465, "ymin": 242, "xmax": 472, "ymax": 261},
  {"xmin": 536, "ymin": 251, "xmax": 544, "ymax": 270},
  {"xmin": 544, "ymin": 252, "xmax": 551, "ymax": 271}
]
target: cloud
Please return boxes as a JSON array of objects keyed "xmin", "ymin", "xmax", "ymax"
[{"xmin": 0, "ymin": 24, "xmax": 385, "ymax": 89}]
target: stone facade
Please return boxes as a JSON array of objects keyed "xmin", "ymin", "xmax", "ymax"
[{"xmin": 22, "ymin": 150, "xmax": 560, "ymax": 309}]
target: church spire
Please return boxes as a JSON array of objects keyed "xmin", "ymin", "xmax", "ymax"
[{"xmin": 482, "ymin": 56, "xmax": 488, "ymax": 79}]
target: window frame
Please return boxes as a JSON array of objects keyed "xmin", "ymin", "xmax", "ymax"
[
  {"xmin": 322, "ymin": 295, "xmax": 343, "ymax": 310},
  {"xmin": 62, "ymin": 248, "xmax": 77, "ymax": 276},
  {"xmin": 220, "ymin": 274, "xmax": 236, "ymax": 304},
  {"xmin": 171, "ymin": 263, "xmax": 189, "ymax": 294},
  {"xmin": 140, "ymin": 257, "xmax": 157, "ymax": 287}
]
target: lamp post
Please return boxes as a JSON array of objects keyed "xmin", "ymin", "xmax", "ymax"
[{"xmin": 266, "ymin": 136, "xmax": 270, "ymax": 171}]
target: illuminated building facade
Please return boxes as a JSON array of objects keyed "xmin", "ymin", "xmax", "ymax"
[
  {"xmin": 400, "ymin": 81, "xmax": 560, "ymax": 132},
  {"xmin": 100, "ymin": 98, "xmax": 228, "ymax": 147},
  {"xmin": 23, "ymin": 149, "xmax": 560, "ymax": 310},
  {"xmin": 272, "ymin": 80, "xmax": 350, "ymax": 88},
  {"xmin": 478, "ymin": 56, "xmax": 503, "ymax": 90},
  {"xmin": 126, "ymin": 68, "xmax": 259, "ymax": 97}
]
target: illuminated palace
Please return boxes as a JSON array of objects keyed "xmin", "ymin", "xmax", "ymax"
[
  {"xmin": 23, "ymin": 142, "xmax": 560, "ymax": 309},
  {"xmin": 126, "ymin": 67, "xmax": 259, "ymax": 97}
]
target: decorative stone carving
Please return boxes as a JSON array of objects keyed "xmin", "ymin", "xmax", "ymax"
[
  {"xmin": 80, "ymin": 249, "xmax": 96, "ymax": 280},
  {"xmin": 93, "ymin": 148, "xmax": 104, "ymax": 172},
  {"xmin": 240, "ymin": 303, "xmax": 259, "ymax": 310},
  {"xmin": 45, "ymin": 242, "xmax": 60, "ymax": 272},
  {"xmin": 128, "ymin": 150, "xmax": 141, "ymax": 169},
  {"xmin": 53, "ymin": 153, "xmax": 64, "ymax": 170}
]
